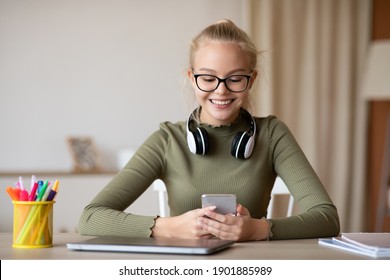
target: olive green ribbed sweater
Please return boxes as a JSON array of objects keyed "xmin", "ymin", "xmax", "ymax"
[{"xmin": 78, "ymin": 114, "xmax": 340, "ymax": 240}]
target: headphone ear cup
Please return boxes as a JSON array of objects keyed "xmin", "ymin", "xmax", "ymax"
[
  {"xmin": 188, "ymin": 127, "xmax": 209, "ymax": 155},
  {"xmin": 196, "ymin": 127, "xmax": 209, "ymax": 155},
  {"xmin": 231, "ymin": 131, "xmax": 251, "ymax": 159},
  {"xmin": 187, "ymin": 130, "xmax": 198, "ymax": 154}
]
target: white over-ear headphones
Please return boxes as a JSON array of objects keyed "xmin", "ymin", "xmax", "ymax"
[{"xmin": 186, "ymin": 108, "xmax": 256, "ymax": 159}]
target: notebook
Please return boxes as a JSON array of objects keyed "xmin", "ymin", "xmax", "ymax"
[
  {"xmin": 67, "ymin": 236, "xmax": 235, "ymax": 255},
  {"xmin": 319, "ymin": 232, "xmax": 390, "ymax": 258}
]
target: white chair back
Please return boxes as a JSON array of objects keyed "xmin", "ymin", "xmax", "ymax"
[{"xmin": 267, "ymin": 177, "xmax": 294, "ymax": 218}]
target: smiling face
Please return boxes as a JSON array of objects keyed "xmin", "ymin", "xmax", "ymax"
[{"xmin": 188, "ymin": 42, "xmax": 257, "ymax": 126}]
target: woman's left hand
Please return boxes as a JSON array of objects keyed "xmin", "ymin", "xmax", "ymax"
[{"xmin": 198, "ymin": 204, "xmax": 270, "ymax": 242}]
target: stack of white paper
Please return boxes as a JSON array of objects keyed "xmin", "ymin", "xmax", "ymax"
[{"xmin": 319, "ymin": 232, "xmax": 390, "ymax": 258}]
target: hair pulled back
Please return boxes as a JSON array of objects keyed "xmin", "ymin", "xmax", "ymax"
[{"xmin": 189, "ymin": 19, "xmax": 258, "ymax": 70}]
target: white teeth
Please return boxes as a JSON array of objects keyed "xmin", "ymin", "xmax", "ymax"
[{"xmin": 211, "ymin": 99, "xmax": 232, "ymax": 105}]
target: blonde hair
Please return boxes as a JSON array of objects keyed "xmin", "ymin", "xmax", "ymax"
[{"xmin": 189, "ymin": 19, "xmax": 259, "ymax": 70}]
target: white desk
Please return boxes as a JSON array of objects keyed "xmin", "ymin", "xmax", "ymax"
[{"xmin": 0, "ymin": 233, "xmax": 372, "ymax": 260}]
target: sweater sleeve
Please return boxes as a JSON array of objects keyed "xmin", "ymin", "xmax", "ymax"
[
  {"xmin": 266, "ymin": 117, "xmax": 340, "ymax": 240},
  {"xmin": 78, "ymin": 128, "xmax": 168, "ymax": 237}
]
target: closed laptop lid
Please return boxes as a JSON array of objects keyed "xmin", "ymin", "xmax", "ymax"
[{"xmin": 67, "ymin": 236, "xmax": 235, "ymax": 255}]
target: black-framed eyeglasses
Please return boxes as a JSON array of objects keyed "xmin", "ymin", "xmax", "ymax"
[{"xmin": 193, "ymin": 72, "xmax": 252, "ymax": 93}]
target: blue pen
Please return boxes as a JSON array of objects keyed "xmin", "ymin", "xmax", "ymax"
[{"xmin": 37, "ymin": 180, "xmax": 43, "ymax": 192}]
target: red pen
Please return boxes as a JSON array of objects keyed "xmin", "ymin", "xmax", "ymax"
[
  {"xmin": 19, "ymin": 189, "xmax": 29, "ymax": 201},
  {"xmin": 29, "ymin": 182, "xmax": 38, "ymax": 201}
]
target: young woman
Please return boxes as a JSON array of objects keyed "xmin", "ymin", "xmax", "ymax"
[{"xmin": 78, "ymin": 20, "xmax": 340, "ymax": 241}]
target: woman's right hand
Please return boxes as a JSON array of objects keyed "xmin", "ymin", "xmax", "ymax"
[{"xmin": 151, "ymin": 206, "xmax": 216, "ymax": 239}]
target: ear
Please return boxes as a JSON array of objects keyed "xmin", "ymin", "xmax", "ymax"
[
  {"xmin": 187, "ymin": 68, "xmax": 192, "ymax": 79},
  {"xmin": 248, "ymin": 70, "xmax": 258, "ymax": 89},
  {"xmin": 187, "ymin": 68, "xmax": 197, "ymax": 89}
]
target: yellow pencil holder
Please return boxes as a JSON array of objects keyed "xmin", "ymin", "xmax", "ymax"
[{"xmin": 12, "ymin": 201, "xmax": 55, "ymax": 248}]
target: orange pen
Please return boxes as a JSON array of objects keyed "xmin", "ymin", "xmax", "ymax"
[{"xmin": 6, "ymin": 186, "xmax": 19, "ymax": 200}]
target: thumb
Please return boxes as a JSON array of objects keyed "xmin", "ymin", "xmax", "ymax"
[{"xmin": 236, "ymin": 204, "xmax": 250, "ymax": 216}]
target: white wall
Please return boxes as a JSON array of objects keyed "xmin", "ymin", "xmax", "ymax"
[
  {"xmin": 0, "ymin": 0, "xmax": 247, "ymax": 232},
  {"xmin": 0, "ymin": 0, "xmax": 246, "ymax": 172}
]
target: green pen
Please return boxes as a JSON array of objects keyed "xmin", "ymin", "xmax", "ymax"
[{"xmin": 35, "ymin": 180, "xmax": 49, "ymax": 201}]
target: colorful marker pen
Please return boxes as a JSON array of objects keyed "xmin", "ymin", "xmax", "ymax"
[
  {"xmin": 12, "ymin": 188, "xmax": 21, "ymax": 199},
  {"xmin": 28, "ymin": 182, "xmax": 38, "ymax": 201},
  {"xmin": 6, "ymin": 187, "xmax": 19, "ymax": 201},
  {"xmin": 30, "ymin": 175, "xmax": 36, "ymax": 191},
  {"xmin": 19, "ymin": 189, "xmax": 29, "ymax": 201},
  {"xmin": 46, "ymin": 180, "xmax": 59, "ymax": 201},
  {"xmin": 18, "ymin": 176, "xmax": 25, "ymax": 190},
  {"xmin": 36, "ymin": 180, "xmax": 49, "ymax": 201},
  {"xmin": 37, "ymin": 180, "xmax": 43, "ymax": 194},
  {"xmin": 41, "ymin": 182, "xmax": 53, "ymax": 201}
]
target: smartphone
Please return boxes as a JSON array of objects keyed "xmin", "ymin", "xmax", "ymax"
[{"xmin": 201, "ymin": 194, "xmax": 237, "ymax": 215}]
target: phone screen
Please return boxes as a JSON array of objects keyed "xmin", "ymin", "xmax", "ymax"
[{"xmin": 201, "ymin": 194, "xmax": 237, "ymax": 215}]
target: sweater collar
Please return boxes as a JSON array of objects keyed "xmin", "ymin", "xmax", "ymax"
[{"xmin": 197, "ymin": 108, "xmax": 251, "ymax": 137}]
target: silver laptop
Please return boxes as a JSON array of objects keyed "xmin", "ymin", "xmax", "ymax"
[{"xmin": 67, "ymin": 236, "xmax": 235, "ymax": 255}]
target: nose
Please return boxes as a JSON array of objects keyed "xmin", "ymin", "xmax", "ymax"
[{"xmin": 214, "ymin": 80, "xmax": 229, "ymax": 95}]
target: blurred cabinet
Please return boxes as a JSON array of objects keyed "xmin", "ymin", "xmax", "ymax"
[
  {"xmin": 366, "ymin": 0, "xmax": 390, "ymax": 232},
  {"xmin": 367, "ymin": 101, "xmax": 390, "ymax": 231}
]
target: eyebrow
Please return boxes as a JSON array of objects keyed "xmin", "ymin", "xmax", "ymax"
[{"xmin": 196, "ymin": 68, "xmax": 249, "ymax": 76}]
